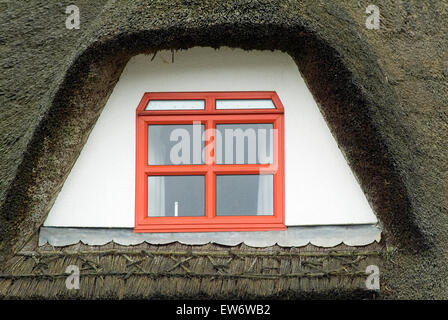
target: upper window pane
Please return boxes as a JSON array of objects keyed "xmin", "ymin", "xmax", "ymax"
[
  {"xmin": 215, "ymin": 123, "xmax": 274, "ymax": 164},
  {"xmin": 148, "ymin": 124, "xmax": 204, "ymax": 165},
  {"xmin": 145, "ymin": 100, "xmax": 205, "ymax": 110},
  {"xmin": 216, "ymin": 99, "xmax": 275, "ymax": 110}
]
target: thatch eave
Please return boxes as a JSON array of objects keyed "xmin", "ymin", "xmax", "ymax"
[{"xmin": 0, "ymin": 242, "xmax": 383, "ymax": 299}]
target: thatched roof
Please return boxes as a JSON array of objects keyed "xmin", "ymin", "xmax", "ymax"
[
  {"xmin": 1, "ymin": 1, "xmax": 447, "ymax": 298},
  {"xmin": 0, "ymin": 241, "xmax": 382, "ymax": 299}
]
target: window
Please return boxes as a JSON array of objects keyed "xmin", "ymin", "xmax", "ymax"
[{"xmin": 135, "ymin": 92, "xmax": 285, "ymax": 232}]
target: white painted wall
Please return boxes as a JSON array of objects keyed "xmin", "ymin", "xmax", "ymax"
[{"xmin": 44, "ymin": 47, "xmax": 377, "ymax": 228}]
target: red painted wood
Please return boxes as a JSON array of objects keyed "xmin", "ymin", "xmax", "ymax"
[{"xmin": 135, "ymin": 92, "xmax": 285, "ymax": 233}]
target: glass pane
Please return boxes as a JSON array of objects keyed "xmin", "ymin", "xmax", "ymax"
[
  {"xmin": 148, "ymin": 124, "xmax": 204, "ymax": 165},
  {"xmin": 216, "ymin": 99, "xmax": 275, "ymax": 110},
  {"xmin": 215, "ymin": 124, "xmax": 274, "ymax": 164},
  {"xmin": 216, "ymin": 175, "xmax": 274, "ymax": 216},
  {"xmin": 145, "ymin": 100, "xmax": 205, "ymax": 110},
  {"xmin": 147, "ymin": 175, "xmax": 205, "ymax": 217}
]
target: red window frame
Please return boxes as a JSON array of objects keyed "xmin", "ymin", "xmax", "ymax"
[{"xmin": 135, "ymin": 91, "xmax": 285, "ymax": 232}]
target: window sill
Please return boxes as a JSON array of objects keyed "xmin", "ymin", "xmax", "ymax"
[{"xmin": 39, "ymin": 224, "xmax": 381, "ymax": 248}]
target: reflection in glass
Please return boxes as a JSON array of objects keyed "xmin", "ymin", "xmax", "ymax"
[
  {"xmin": 215, "ymin": 124, "xmax": 274, "ymax": 164},
  {"xmin": 147, "ymin": 175, "xmax": 205, "ymax": 217},
  {"xmin": 146, "ymin": 100, "xmax": 205, "ymax": 110},
  {"xmin": 216, "ymin": 99, "xmax": 275, "ymax": 110},
  {"xmin": 148, "ymin": 124, "xmax": 204, "ymax": 165}
]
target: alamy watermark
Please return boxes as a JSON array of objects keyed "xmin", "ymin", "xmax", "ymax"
[
  {"xmin": 64, "ymin": 263, "xmax": 380, "ymax": 291},
  {"xmin": 167, "ymin": 122, "xmax": 276, "ymax": 171},
  {"xmin": 366, "ymin": 4, "xmax": 380, "ymax": 30},
  {"xmin": 63, "ymin": 4, "xmax": 380, "ymax": 34},
  {"xmin": 59, "ymin": 2, "xmax": 381, "ymax": 293},
  {"xmin": 65, "ymin": 265, "xmax": 80, "ymax": 290},
  {"xmin": 365, "ymin": 265, "xmax": 380, "ymax": 290},
  {"xmin": 65, "ymin": 5, "xmax": 80, "ymax": 30}
]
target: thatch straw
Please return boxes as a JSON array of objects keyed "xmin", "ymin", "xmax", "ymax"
[{"xmin": 0, "ymin": 242, "xmax": 382, "ymax": 299}]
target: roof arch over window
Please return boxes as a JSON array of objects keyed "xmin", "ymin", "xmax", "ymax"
[{"xmin": 0, "ymin": 14, "xmax": 424, "ymax": 267}]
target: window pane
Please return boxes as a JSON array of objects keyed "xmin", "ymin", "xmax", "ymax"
[
  {"xmin": 148, "ymin": 124, "xmax": 204, "ymax": 165},
  {"xmin": 147, "ymin": 175, "xmax": 205, "ymax": 217},
  {"xmin": 145, "ymin": 100, "xmax": 205, "ymax": 110},
  {"xmin": 216, "ymin": 175, "xmax": 274, "ymax": 216},
  {"xmin": 215, "ymin": 124, "xmax": 274, "ymax": 164},
  {"xmin": 216, "ymin": 99, "xmax": 275, "ymax": 110}
]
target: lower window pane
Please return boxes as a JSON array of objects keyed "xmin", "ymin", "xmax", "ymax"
[
  {"xmin": 216, "ymin": 175, "xmax": 274, "ymax": 216},
  {"xmin": 147, "ymin": 175, "xmax": 205, "ymax": 217}
]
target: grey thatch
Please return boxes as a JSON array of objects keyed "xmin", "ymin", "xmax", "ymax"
[
  {"xmin": 0, "ymin": 242, "xmax": 382, "ymax": 299},
  {"xmin": 0, "ymin": 0, "xmax": 447, "ymax": 298}
]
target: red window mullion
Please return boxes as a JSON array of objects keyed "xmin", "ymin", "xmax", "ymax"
[
  {"xmin": 143, "ymin": 165, "xmax": 208, "ymax": 175},
  {"xmin": 213, "ymin": 164, "xmax": 277, "ymax": 175},
  {"xmin": 205, "ymin": 96, "xmax": 214, "ymax": 113},
  {"xmin": 206, "ymin": 119, "xmax": 215, "ymax": 219},
  {"xmin": 207, "ymin": 168, "xmax": 215, "ymax": 219}
]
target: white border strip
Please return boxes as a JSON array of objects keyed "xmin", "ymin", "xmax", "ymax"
[{"xmin": 39, "ymin": 225, "xmax": 381, "ymax": 248}]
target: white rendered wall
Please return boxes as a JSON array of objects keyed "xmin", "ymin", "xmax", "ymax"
[{"xmin": 44, "ymin": 47, "xmax": 377, "ymax": 228}]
